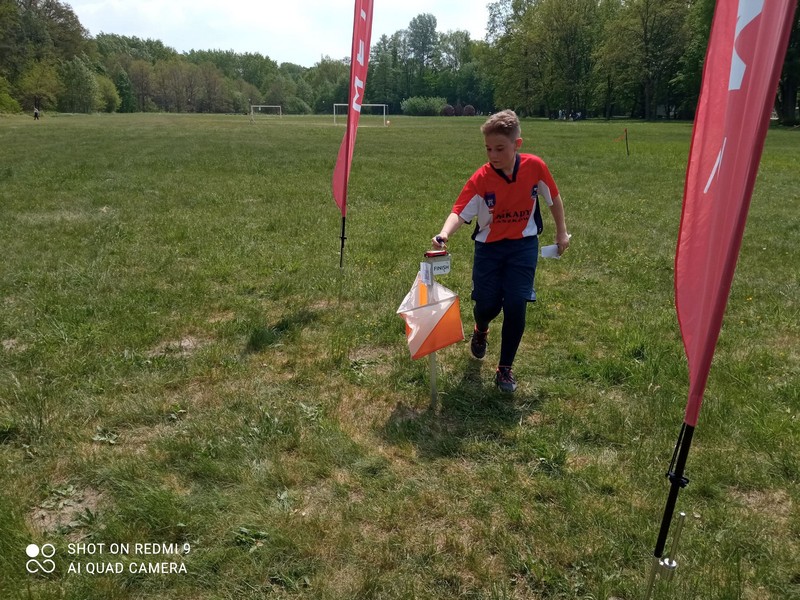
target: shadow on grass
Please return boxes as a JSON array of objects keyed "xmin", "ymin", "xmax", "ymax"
[
  {"xmin": 244, "ymin": 308, "xmax": 318, "ymax": 354},
  {"xmin": 382, "ymin": 359, "xmax": 544, "ymax": 460}
]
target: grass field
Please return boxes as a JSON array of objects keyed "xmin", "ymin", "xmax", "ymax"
[{"xmin": 0, "ymin": 112, "xmax": 798, "ymax": 600}]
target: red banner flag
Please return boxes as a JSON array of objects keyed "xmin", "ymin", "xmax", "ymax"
[
  {"xmin": 332, "ymin": 0, "xmax": 374, "ymax": 217},
  {"xmin": 675, "ymin": 0, "xmax": 795, "ymax": 427}
]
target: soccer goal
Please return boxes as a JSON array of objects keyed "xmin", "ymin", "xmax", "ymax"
[
  {"xmin": 333, "ymin": 103, "xmax": 388, "ymax": 127},
  {"xmin": 250, "ymin": 105, "xmax": 282, "ymax": 123}
]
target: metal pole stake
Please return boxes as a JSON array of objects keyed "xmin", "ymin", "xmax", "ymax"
[
  {"xmin": 423, "ymin": 249, "xmax": 451, "ymax": 410},
  {"xmin": 429, "ymin": 352, "xmax": 438, "ymax": 409},
  {"xmin": 643, "ymin": 511, "xmax": 688, "ymax": 599}
]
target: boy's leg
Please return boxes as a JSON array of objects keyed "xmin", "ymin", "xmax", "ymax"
[
  {"xmin": 471, "ymin": 241, "xmax": 503, "ymax": 331},
  {"xmin": 498, "ymin": 237, "xmax": 538, "ymax": 367}
]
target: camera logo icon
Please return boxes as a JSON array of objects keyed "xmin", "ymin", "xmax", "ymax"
[{"xmin": 26, "ymin": 543, "xmax": 56, "ymax": 574}]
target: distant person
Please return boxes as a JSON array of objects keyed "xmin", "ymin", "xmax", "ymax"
[
  {"xmin": 431, "ymin": 109, "xmax": 570, "ymax": 393},
  {"xmin": 33, "ymin": 106, "xmax": 40, "ymax": 120}
]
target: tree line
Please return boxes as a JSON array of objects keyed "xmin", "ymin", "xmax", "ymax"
[{"xmin": 1, "ymin": 0, "xmax": 798, "ymax": 123}]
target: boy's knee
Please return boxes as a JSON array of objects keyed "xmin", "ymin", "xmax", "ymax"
[
  {"xmin": 503, "ymin": 296, "xmax": 528, "ymax": 315},
  {"xmin": 473, "ymin": 296, "xmax": 502, "ymax": 321},
  {"xmin": 472, "ymin": 290, "xmax": 501, "ymax": 310}
]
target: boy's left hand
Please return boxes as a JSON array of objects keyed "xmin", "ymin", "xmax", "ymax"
[{"xmin": 556, "ymin": 232, "xmax": 571, "ymax": 255}]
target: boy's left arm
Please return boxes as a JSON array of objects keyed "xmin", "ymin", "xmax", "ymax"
[{"xmin": 549, "ymin": 194, "xmax": 570, "ymax": 255}]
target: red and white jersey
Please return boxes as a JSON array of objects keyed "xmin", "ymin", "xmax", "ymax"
[{"xmin": 452, "ymin": 153, "xmax": 558, "ymax": 243}]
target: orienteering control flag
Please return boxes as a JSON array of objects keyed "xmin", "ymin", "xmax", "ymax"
[
  {"xmin": 397, "ymin": 275, "xmax": 464, "ymax": 360},
  {"xmin": 675, "ymin": 0, "xmax": 796, "ymax": 427},
  {"xmin": 332, "ymin": 0, "xmax": 374, "ymax": 216}
]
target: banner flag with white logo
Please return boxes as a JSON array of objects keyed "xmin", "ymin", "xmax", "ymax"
[
  {"xmin": 675, "ymin": 0, "xmax": 795, "ymax": 427},
  {"xmin": 645, "ymin": 2, "xmax": 796, "ymax": 585},
  {"xmin": 332, "ymin": 0, "xmax": 374, "ymax": 218}
]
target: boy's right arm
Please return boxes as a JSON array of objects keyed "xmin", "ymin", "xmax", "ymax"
[{"xmin": 432, "ymin": 212, "xmax": 464, "ymax": 248}]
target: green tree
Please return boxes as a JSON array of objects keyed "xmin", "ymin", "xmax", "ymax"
[
  {"xmin": 184, "ymin": 62, "xmax": 203, "ymax": 112},
  {"xmin": 277, "ymin": 62, "xmax": 314, "ymax": 109},
  {"xmin": 0, "ymin": 0, "xmax": 23, "ymax": 81},
  {"xmin": 37, "ymin": 0, "xmax": 90, "ymax": 59},
  {"xmin": 263, "ymin": 72, "xmax": 294, "ymax": 107},
  {"xmin": 113, "ymin": 68, "xmax": 136, "ymax": 113},
  {"xmin": 57, "ymin": 55, "xmax": 97, "ymax": 113},
  {"xmin": 407, "ymin": 13, "xmax": 438, "ymax": 95},
  {"xmin": 432, "ymin": 31, "xmax": 492, "ymax": 112},
  {"xmin": 95, "ymin": 72, "xmax": 119, "ymax": 112},
  {"xmin": 128, "ymin": 59, "xmax": 153, "ymax": 111},
  {"xmin": 487, "ymin": 6, "xmax": 545, "ymax": 115},
  {"xmin": 537, "ymin": 0, "xmax": 598, "ymax": 115},
  {"xmin": 95, "ymin": 33, "xmax": 164, "ymax": 64},
  {"xmin": 0, "ymin": 74, "xmax": 21, "ymax": 112},
  {"xmin": 238, "ymin": 51, "xmax": 279, "ymax": 91},
  {"xmin": 369, "ymin": 36, "xmax": 402, "ymax": 111},
  {"xmin": 371, "ymin": 31, "xmax": 413, "ymax": 109},
  {"xmin": 308, "ymin": 55, "xmax": 348, "ymax": 112},
  {"xmin": 198, "ymin": 62, "xmax": 226, "ymax": 112},
  {"xmin": 152, "ymin": 58, "xmax": 193, "ymax": 112},
  {"xmin": 230, "ymin": 77, "xmax": 260, "ymax": 113},
  {"xmin": 621, "ymin": 0, "xmax": 689, "ymax": 118},
  {"xmin": 16, "ymin": 59, "xmax": 60, "ymax": 109},
  {"xmin": 486, "ymin": 0, "xmax": 535, "ymax": 43},
  {"xmin": 593, "ymin": 0, "xmax": 629, "ymax": 118},
  {"xmin": 670, "ymin": 0, "xmax": 714, "ymax": 118},
  {"xmin": 465, "ymin": 41, "xmax": 496, "ymax": 113},
  {"xmin": 186, "ymin": 49, "xmax": 240, "ymax": 80},
  {"xmin": 17, "ymin": 1, "xmax": 52, "ymax": 65}
]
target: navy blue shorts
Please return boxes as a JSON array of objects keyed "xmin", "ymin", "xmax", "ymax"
[{"xmin": 471, "ymin": 236, "xmax": 539, "ymax": 306}]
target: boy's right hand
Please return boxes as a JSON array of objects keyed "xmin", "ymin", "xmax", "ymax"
[{"xmin": 432, "ymin": 234, "xmax": 447, "ymax": 249}]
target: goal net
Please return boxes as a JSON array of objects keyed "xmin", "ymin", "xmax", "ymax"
[
  {"xmin": 250, "ymin": 105, "xmax": 282, "ymax": 121},
  {"xmin": 333, "ymin": 103, "xmax": 388, "ymax": 127}
]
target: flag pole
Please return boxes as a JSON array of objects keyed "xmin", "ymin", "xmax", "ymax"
[
  {"xmin": 643, "ymin": 423, "xmax": 695, "ymax": 599},
  {"xmin": 331, "ymin": 0, "xmax": 373, "ymax": 269},
  {"xmin": 339, "ymin": 99, "xmax": 351, "ymax": 270},
  {"xmin": 339, "ymin": 216, "xmax": 347, "ymax": 269}
]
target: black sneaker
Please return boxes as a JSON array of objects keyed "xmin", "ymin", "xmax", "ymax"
[
  {"xmin": 495, "ymin": 366, "xmax": 517, "ymax": 393},
  {"xmin": 470, "ymin": 327, "xmax": 488, "ymax": 360}
]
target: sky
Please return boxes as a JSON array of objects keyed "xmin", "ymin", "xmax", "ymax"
[{"xmin": 67, "ymin": 1, "xmax": 492, "ymax": 67}]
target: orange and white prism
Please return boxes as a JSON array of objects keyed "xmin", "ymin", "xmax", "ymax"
[{"xmin": 397, "ymin": 274, "xmax": 464, "ymax": 360}]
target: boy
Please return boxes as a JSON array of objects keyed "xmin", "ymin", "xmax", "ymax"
[{"xmin": 432, "ymin": 110, "xmax": 569, "ymax": 392}]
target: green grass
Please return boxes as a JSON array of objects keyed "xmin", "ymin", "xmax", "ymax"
[{"xmin": 0, "ymin": 112, "xmax": 798, "ymax": 599}]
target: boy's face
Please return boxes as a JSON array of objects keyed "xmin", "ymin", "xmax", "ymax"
[{"xmin": 484, "ymin": 133, "xmax": 522, "ymax": 174}]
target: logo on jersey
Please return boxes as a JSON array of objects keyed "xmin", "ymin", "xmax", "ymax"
[{"xmin": 484, "ymin": 192, "xmax": 496, "ymax": 213}]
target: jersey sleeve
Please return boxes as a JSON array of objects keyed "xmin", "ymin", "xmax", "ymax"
[
  {"xmin": 452, "ymin": 170, "xmax": 483, "ymax": 224},
  {"xmin": 535, "ymin": 157, "xmax": 559, "ymax": 207}
]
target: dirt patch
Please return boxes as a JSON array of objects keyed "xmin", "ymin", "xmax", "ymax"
[
  {"xmin": 309, "ymin": 299, "xmax": 355, "ymax": 312},
  {"xmin": 2, "ymin": 338, "xmax": 27, "ymax": 352},
  {"xmin": 123, "ymin": 423, "xmax": 172, "ymax": 456},
  {"xmin": 730, "ymin": 488, "xmax": 792, "ymax": 523},
  {"xmin": 148, "ymin": 335, "xmax": 207, "ymax": 358},
  {"xmin": 522, "ymin": 411, "xmax": 546, "ymax": 427},
  {"xmin": 17, "ymin": 210, "xmax": 97, "ymax": 225},
  {"xmin": 29, "ymin": 485, "xmax": 105, "ymax": 539},
  {"xmin": 349, "ymin": 346, "xmax": 395, "ymax": 378},
  {"xmin": 208, "ymin": 311, "xmax": 235, "ymax": 324}
]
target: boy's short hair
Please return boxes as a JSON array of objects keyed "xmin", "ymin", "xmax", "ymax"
[{"xmin": 481, "ymin": 109, "xmax": 521, "ymax": 141}]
